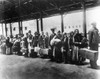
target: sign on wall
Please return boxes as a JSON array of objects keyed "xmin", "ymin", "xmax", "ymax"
[{"xmin": 64, "ymin": 11, "xmax": 84, "ymax": 33}]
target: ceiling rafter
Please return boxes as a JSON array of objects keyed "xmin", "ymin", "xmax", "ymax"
[{"xmin": 0, "ymin": 0, "xmax": 98, "ymax": 23}]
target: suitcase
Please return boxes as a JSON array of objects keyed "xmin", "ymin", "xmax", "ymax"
[
  {"xmin": 6, "ymin": 47, "xmax": 11, "ymax": 55},
  {"xmin": 0, "ymin": 43, "xmax": 6, "ymax": 54},
  {"xmin": 21, "ymin": 48, "xmax": 28, "ymax": 57},
  {"xmin": 79, "ymin": 48, "xmax": 98, "ymax": 68},
  {"xmin": 29, "ymin": 48, "xmax": 37, "ymax": 58},
  {"xmin": 39, "ymin": 48, "xmax": 49, "ymax": 58}
]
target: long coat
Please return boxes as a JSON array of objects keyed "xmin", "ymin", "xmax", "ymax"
[{"xmin": 88, "ymin": 28, "xmax": 99, "ymax": 51}]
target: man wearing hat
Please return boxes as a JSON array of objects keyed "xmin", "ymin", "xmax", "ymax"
[
  {"xmin": 88, "ymin": 22, "xmax": 99, "ymax": 68},
  {"xmin": 50, "ymin": 28, "xmax": 56, "ymax": 41},
  {"xmin": 49, "ymin": 28, "xmax": 56, "ymax": 61},
  {"xmin": 88, "ymin": 22, "xmax": 99, "ymax": 51}
]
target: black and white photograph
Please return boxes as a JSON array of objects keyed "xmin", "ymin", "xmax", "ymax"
[{"xmin": 0, "ymin": 0, "xmax": 100, "ymax": 79}]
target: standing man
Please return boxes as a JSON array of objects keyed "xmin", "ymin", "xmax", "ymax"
[
  {"xmin": 88, "ymin": 22, "xmax": 99, "ymax": 68},
  {"xmin": 45, "ymin": 32, "xmax": 50, "ymax": 48},
  {"xmin": 88, "ymin": 22, "xmax": 99, "ymax": 51},
  {"xmin": 49, "ymin": 28, "xmax": 56, "ymax": 61},
  {"xmin": 50, "ymin": 28, "xmax": 56, "ymax": 42}
]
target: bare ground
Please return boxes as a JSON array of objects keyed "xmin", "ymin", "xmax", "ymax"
[{"xmin": 0, "ymin": 54, "xmax": 100, "ymax": 79}]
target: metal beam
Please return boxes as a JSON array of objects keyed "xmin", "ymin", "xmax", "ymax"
[
  {"xmin": 82, "ymin": 1, "xmax": 87, "ymax": 37},
  {"xmin": 10, "ymin": 23, "xmax": 12, "ymax": 36},
  {"xmin": 1, "ymin": 23, "xmax": 4, "ymax": 35},
  {"xmin": 36, "ymin": 19, "xmax": 39, "ymax": 33},
  {"xmin": 40, "ymin": 13, "xmax": 43, "ymax": 31},
  {"xmin": 18, "ymin": 21, "xmax": 21, "ymax": 35},
  {"xmin": 18, "ymin": 21, "xmax": 23, "ymax": 35},
  {"xmin": 61, "ymin": 14, "xmax": 64, "ymax": 33},
  {"xmin": 20, "ymin": 21, "xmax": 23, "ymax": 34},
  {"xmin": 52, "ymin": 0, "xmax": 59, "ymax": 9},
  {"xmin": 5, "ymin": 23, "xmax": 7, "ymax": 36}
]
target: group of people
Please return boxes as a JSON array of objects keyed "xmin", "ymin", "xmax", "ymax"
[
  {"xmin": 49, "ymin": 28, "xmax": 88, "ymax": 64},
  {"xmin": 0, "ymin": 22, "xmax": 99, "ymax": 65}
]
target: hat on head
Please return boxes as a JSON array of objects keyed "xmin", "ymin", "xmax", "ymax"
[
  {"xmin": 34, "ymin": 32, "xmax": 38, "ymax": 35},
  {"xmin": 51, "ymin": 28, "xmax": 56, "ymax": 31},
  {"xmin": 91, "ymin": 22, "xmax": 97, "ymax": 29},
  {"xmin": 91, "ymin": 22, "xmax": 96, "ymax": 26},
  {"xmin": 28, "ymin": 30, "xmax": 31, "ymax": 33}
]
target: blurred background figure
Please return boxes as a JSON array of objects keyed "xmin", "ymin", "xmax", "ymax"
[
  {"xmin": 32, "ymin": 32, "xmax": 39, "ymax": 47},
  {"xmin": 69, "ymin": 31, "xmax": 74, "ymax": 63},
  {"xmin": 62, "ymin": 33, "xmax": 69, "ymax": 63},
  {"xmin": 13, "ymin": 34, "xmax": 21, "ymax": 55},
  {"xmin": 45, "ymin": 32, "xmax": 50, "ymax": 48},
  {"xmin": 39, "ymin": 31, "xmax": 45, "ymax": 48},
  {"xmin": 28, "ymin": 30, "xmax": 33, "ymax": 47},
  {"xmin": 6, "ymin": 37, "xmax": 13, "ymax": 55}
]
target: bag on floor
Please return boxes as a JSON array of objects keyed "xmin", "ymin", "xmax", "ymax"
[
  {"xmin": 39, "ymin": 48, "xmax": 49, "ymax": 57},
  {"xmin": 0, "ymin": 43, "xmax": 6, "ymax": 54},
  {"xmin": 6, "ymin": 47, "xmax": 11, "ymax": 55},
  {"xmin": 29, "ymin": 48, "xmax": 37, "ymax": 58}
]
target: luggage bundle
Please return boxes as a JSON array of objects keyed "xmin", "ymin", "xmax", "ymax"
[
  {"xmin": 34, "ymin": 47, "xmax": 49, "ymax": 58},
  {"xmin": 29, "ymin": 48, "xmax": 37, "ymax": 58},
  {"xmin": 0, "ymin": 42, "xmax": 6, "ymax": 54},
  {"xmin": 79, "ymin": 48, "xmax": 98, "ymax": 68}
]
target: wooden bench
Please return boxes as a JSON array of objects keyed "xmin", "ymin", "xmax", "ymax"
[{"xmin": 79, "ymin": 48, "xmax": 98, "ymax": 68}]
